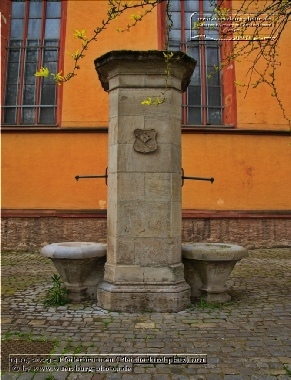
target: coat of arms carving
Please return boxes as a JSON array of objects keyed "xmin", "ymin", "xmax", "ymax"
[{"xmin": 133, "ymin": 129, "xmax": 158, "ymax": 153}]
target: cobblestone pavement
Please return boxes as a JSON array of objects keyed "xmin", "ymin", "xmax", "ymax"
[{"xmin": 1, "ymin": 248, "xmax": 291, "ymax": 380}]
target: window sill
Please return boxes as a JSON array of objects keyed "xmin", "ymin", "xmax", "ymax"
[
  {"xmin": 1, "ymin": 124, "xmax": 59, "ymax": 129},
  {"xmin": 181, "ymin": 126, "xmax": 290, "ymax": 136},
  {"xmin": 182, "ymin": 125, "xmax": 235, "ymax": 133},
  {"xmin": 1, "ymin": 126, "xmax": 109, "ymax": 133}
]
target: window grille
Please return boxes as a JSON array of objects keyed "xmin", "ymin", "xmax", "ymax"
[
  {"xmin": 168, "ymin": 0, "xmax": 223, "ymax": 126},
  {"xmin": 3, "ymin": 0, "xmax": 62, "ymax": 125}
]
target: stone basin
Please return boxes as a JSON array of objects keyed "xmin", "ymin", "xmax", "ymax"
[
  {"xmin": 41, "ymin": 242, "xmax": 107, "ymax": 302},
  {"xmin": 182, "ymin": 243, "xmax": 248, "ymax": 303}
]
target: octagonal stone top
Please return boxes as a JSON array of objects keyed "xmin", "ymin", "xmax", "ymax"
[
  {"xmin": 41, "ymin": 242, "xmax": 107, "ymax": 259},
  {"xmin": 94, "ymin": 50, "xmax": 196, "ymax": 92},
  {"xmin": 182, "ymin": 243, "xmax": 248, "ymax": 261}
]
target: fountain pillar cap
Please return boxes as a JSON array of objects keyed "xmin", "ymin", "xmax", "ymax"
[{"xmin": 94, "ymin": 50, "xmax": 196, "ymax": 92}]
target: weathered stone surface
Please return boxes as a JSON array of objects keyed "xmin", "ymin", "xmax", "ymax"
[
  {"xmin": 41, "ymin": 242, "xmax": 107, "ymax": 302},
  {"xmin": 182, "ymin": 243, "xmax": 248, "ymax": 304},
  {"xmin": 182, "ymin": 243, "xmax": 248, "ymax": 261},
  {"xmin": 95, "ymin": 50, "xmax": 196, "ymax": 92},
  {"xmin": 133, "ymin": 237, "xmax": 181, "ymax": 265},
  {"xmin": 95, "ymin": 51, "xmax": 194, "ymax": 312},
  {"xmin": 97, "ymin": 282, "xmax": 191, "ymax": 313},
  {"xmin": 182, "ymin": 257, "xmax": 203, "ymax": 300},
  {"xmin": 109, "ymin": 143, "xmax": 181, "ymax": 173},
  {"xmin": 41, "ymin": 242, "xmax": 106, "ymax": 259}
]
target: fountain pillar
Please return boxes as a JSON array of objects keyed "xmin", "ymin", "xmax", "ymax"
[{"xmin": 95, "ymin": 50, "xmax": 195, "ymax": 312}]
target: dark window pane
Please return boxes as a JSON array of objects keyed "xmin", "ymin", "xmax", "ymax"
[
  {"xmin": 4, "ymin": 108, "xmax": 17, "ymax": 124},
  {"xmin": 45, "ymin": 19, "xmax": 60, "ymax": 38},
  {"xmin": 10, "ymin": 19, "xmax": 24, "ymax": 38},
  {"xmin": 171, "ymin": 12, "xmax": 181, "ymax": 29},
  {"xmin": 39, "ymin": 107, "xmax": 55, "ymax": 123},
  {"xmin": 169, "ymin": 29, "xmax": 181, "ymax": 42},
  {"xmin": 169, "ymin": 1, "xmax": 181, "ymax": 11},
  {"xmin": 8, "ymin": 48, "xmax": 21, "ymax": 63},
  {"xmin": 168, "ymin": 42, "xmax": 181, "ymax": 52},
  {"xmin": 24, "ymin": 62, "xmax": 38, "ymax": 84},
  {"xmin": 26, "ymin": 48, "xmax": 39, "ymax": 63},
  {"xmin": 41, "ymin": 84, "xmax": 56, "ymax": 105},
  {"xmin": 207, "ymin": 67, "xmax": 220, "ymax": 85},
  {"xmin": 5, "ymin": 85, "xmax": 18, "ymax": 105},
  {"xmin": 40, "ymin": 63, "xmax": 57, "ymax": 86},
  {"xmin": 44, "ymin": 39, "xmax": 59, "ymax": 46},
  {"xmin": 190, "ymin": 64, "xmax": 200, "ymax": 85},
  {"xmin": 23, "ymin": 85, "xmax": 36, "ymax": 105},
  {"xmin": 12, "ymin": 2, "xmax": 25, "ymax": 18},
  {"xmin": 29, "ymin": 2, "xmax": 43, "ymax": 18},
  {"xmin": 46, "ymin": 2, "xmax": 61, "ymax": 18},
  {"xmin": 208, "ymin": 108, "xmax": 222, "ymax": 124},
  {"xmin": 27, "ymin": 39, "xmax": 39, "ymax": 47},
  {"xmin": 203, "ymin": 0, "xmax": 215, "ymax": 12},
  {"xmin": 207, "ymin": 87, "xmax": 221, "ymax": 106},
  {"xmin": 206, "ymin": 47, "xmax": 220, "ymax": 66},
  {"xmin": 9, "ymin": 40, "xmax": 22, "ymax": 48},
  {"xmin": 21, "ymin": 108, "xmax": 35, "ymax": 124},
  {"xmin": 43, "ymin": 48, "xmax": 58, "ymax": 62},
  {"xmin": 185, "ymin": 0, "xmax": 199, "ymax": 12},
  {"xmin": 187, "ymin": 107, "xmax": 202, "ymax": 124},
  {"xmin": 28, "ymin": 18, "xmax": 41, "ymax": 38},
  {"xmin": 188, "ymin": 86, "xmax": 201, "ymax": 105},
  {"xmin": 187, "ymin": 45, "xmax": 199, "ymax": 61},
  {"xmin": 7, "ymin": 63, "xmax": 20, "ymax": 84}
]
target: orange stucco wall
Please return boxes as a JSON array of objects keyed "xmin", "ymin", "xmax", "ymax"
[
  {"xmin": 1, "ymin": 1, "xmax": 291, "ymax": 212},
  {"xmin": 2, "ymin": 132, "xmax": 290, "ymax": 210},
  {"xmin": 235, "ymin": 24, "xmax": 291, "ymax": 130},
  {"xmin": 231, "ymin": 1, "xmax": 291, "ymax": 129},
  {"xmin": 2, "ymin": 133, "xmax": 108, "ymax": 209},
  {"xmin": 61, "ymin": 1, "xmax": 160, "ymax": 128},
  {"xmin": 182, "ymin": 134, "xmax": 291, "ymax": 210}
]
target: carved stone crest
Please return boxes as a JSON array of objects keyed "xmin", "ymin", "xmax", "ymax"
[{"xmin": 133, "ymin": 129, "xmax": 157, "ymax": 153}]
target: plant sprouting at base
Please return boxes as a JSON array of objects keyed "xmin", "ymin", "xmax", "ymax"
[{"xmin": 44, "ymin": 274, "xmax": 69, "ymax": 307}]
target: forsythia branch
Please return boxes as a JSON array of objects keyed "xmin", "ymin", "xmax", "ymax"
[{"xmin": 35, "ymin": 0, "xmax": 161, "ymax": 85}]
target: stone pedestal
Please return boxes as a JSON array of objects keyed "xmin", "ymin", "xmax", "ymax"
[
  {"xmin": 41, "ymin": 242, "xmax": 107, "ymax": 302},
  {"xmin": 182, "ymin": 243, "xmax": 248, "ymax": 304},
  {"xmin": 95, "ymin": 51, "xmax": 195, "ymax": 312}
]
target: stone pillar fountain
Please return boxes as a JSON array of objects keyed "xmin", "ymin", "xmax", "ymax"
[{"xmin": 94, "ymin": 50, "xmax": 195, "ymax": 312}]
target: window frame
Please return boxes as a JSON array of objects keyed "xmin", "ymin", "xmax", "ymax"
[{"xmin": 1, "ymin": 0, "xmax": 66, "ymax": 127}]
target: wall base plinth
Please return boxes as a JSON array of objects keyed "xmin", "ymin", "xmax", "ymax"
[{"xmin": 97, "ymin": 281, "xmax": 191, "ymax": 312}]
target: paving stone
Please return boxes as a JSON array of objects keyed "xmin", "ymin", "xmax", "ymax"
[
  {"xmin": 1, "ymin": 375, "xmax": 21, "ymax": 380},
  {"xmin": 13, "ymin": 375, "xmax": 35, "ymax": 380},
  {"xmin": 1, "ymin": 248, "xmax": 291, "ymax": 380}
]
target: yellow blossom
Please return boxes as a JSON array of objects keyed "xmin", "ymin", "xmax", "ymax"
[
  {"xmin": 51, "ymin": 71, "xmax": 65, "ymax": 85},
  {"xmin": 73, "ymin": 29, "xmax": 87, "ymax": 40},
  {"xmin": 34, "ymin": 67, "xmax": 50, "ymax": 78}
]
